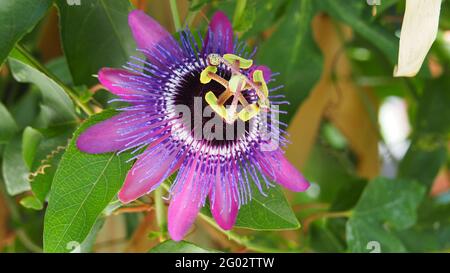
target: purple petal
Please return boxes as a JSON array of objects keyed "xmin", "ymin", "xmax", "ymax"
[
  {"xmin": 259, "ymin": 149, "xmax": 310, "ymax": 192},
  {"xmin": 210, "ymin": 168, "xmax": 238, "ymax": 230},
  {"xmin": 128, "ymin": 10, "xmax": 180, "ymax": 62},
  {"xmin": 98, "ymin": 68, "xmax": 140, "ymax": 100},
  {"xmin": 118, "ymin": 144, "xmax": 182, "ymax": 204},
  {"xmin": 168, "ymin": 162, "xmax": 205, "ymax": 241},
  {"xmin": 204, "ymin": 11, "xmax": 234, "ymax": 53},
  {"xmin": 77, "ymin": 112, "xmax": 135, "ymax": 154}
]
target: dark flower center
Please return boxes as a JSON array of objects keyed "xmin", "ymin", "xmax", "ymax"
[{"xmin": 173, "ymin": 64, "xmax": 254, "ymax": 146}]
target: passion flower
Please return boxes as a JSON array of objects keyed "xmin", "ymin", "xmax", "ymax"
[{"xmin": 77, "ymin": 10, "xmax": 309, "ymax": 241}]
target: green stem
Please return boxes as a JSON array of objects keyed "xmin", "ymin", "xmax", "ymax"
[
  {"xmin": 15, "ymin": 45, "xmax": 94, "ymax": 116},
  {"xmin": 232, "ymin": 0, "xmax": 247, "ymax": 28},
  {"xmin": 154, "ymin": 187, "xmax": 167, "ymax": 241},
  {"xmin": 184, "ymin": 0, "xmax": 201, "ymax": 27},
  {"xmin": 169, "ymin": 0, "xmax": 182, "ymax": 32},
  {"xmin": 16, "ymin": 229, "xmax": 43, "ymax": 253}
]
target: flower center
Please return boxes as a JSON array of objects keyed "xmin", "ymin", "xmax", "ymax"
[{"xmin": 201, "ymin": 54, "xmax": 270, "ymax": 124}]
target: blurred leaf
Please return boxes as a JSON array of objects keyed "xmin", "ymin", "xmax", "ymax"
[
  {"xmin": 415, "ymin": 76, "xmax": 450, "ymax": 136},
  {"xmin": 43, "ymin": 110, "xmax": 131, "ymax": 253},
  {"xmin": 302, "ymin": 144, "xmax": 358, "ymax": 203},
  {"xmin": 8, "ymin": 48, "xmax": 77, "ymax": 127},
  {"xmin": 330, "ymin": 177, "xmax": 367, "ymax": 212},
  {"xmin": 200, "ymin": 182, "xmax": 300, "ymax": 230},
  {"xmin": 0, "ymin": 102, "xmax": 18, "ymax": 144},
  {"xmin": 399, "ymin": 76, "xmax": 450, "ymax": 189},
  {"xmin": 399, "ymin": 142, "xmax": 447, "ymax": 189},
  {"xmin": 20, "ymin": 195, "xmax": 43, "ymax": 210},
  {"xmin": 395, "ymin": 196, "xmax": 450, "ymax": 252},
  {"xmin": 22, "ymin": 127, "xmax": 43, "ymax": 170},
  {"xmin": 55, "ymin": 0, "xmax": 135, "ymax": 86},
  {"xmin": 346, "ymin": 177, "xmax": 426, "ymax": 252},
  {"xmin": 309, "ymin": 221, "xmax": 346, "ymax": 252},
  {"xmin": 232, "ymin": 0, "xmax": 256, "ymax": 33},
  {"xmin": 149, "ymin": 240, "xmax": 219, "ymax": 253},
  {"xmin": 258, "ymin": 0, "xmax": 323, "ymax": 124},
  {"xmin": 0, "ymin": 0, "xmax": 52, "ymax": 65},
  {"xmin": 29, "ymin": 126, "xmax": 73, "ymax": 171},
  {"xmin": 2, "ymin": 135, "xmax": 31, "ymax": 196},
  {"xmin": 320, "ymin": 0, "xmax": 398, "ymax": 63},
  {"xmin": 9, "ymin": 88, "xmax": 40, "ymax": 129},
  {"xmin": 235, "ymin": 185, "xmax": 300, "ymax": 230},
  {"xmin": 30, "ymin": 149, "xmax": 64, "ymax": 206},
  {"xmin": 46, "ymin": 57, "xmax": 74, "ymax": 86},
  {"xmin": 240, "ymin": 0, "xmax": 289, "ymax": 39}
]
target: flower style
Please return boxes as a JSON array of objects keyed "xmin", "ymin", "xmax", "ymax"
[{"xmin": 77, "ymin": 10, "xmax": 309, "ymax": 241}]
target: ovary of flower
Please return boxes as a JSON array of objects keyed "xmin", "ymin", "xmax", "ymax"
[{"xmin": 203, "ymin": 53, "xmax": 270, "ymax": 123}]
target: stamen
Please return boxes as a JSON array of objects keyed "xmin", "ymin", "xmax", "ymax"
[
  {"xmin": 223, "ymin": 54, "xmax": 253, "ymax": 69},
  {"xmin": 201, "ymin": 54, "xmax": 272, "ymax": 122},
  {"xmin": 205, "ymin": 91, "xmax": 228, "ymax": 120},
  {"xmin": 200, "ymin": 66, "xmax": 217, "ymax": 84}
]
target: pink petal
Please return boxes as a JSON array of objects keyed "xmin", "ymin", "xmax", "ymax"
[
  {"xmin": 77, "ymin": 111, "xmax": 165, "ymax": 154},
  {"xmin": 118, "ymin": 144, "xmax": 182, "ymax": 204},
  {"xmin": 77, "ymin": 112, "xmax": 134, "ymax": 154},
  {"xmin": 128, "ymin": 10, "xmax": 180, "ymax": 61},
  {"xmin": 250, "ymin": 65, "xmax": 272, "ymax": 82},
  {"xmin": 259, "ymin": 149, "xmax": 310, "ymax": 192},
  {"xmin": 205, "ymin": 11, "xmax": 234, "ymax": 53},
  {"xmin": 210, "ymin": 167, "xmax": 238, "ymax": 230},
  {"xmin": 98, "ymin": 68, "xmax": 140, "ymax": 100},
  {"xmin": 168, "ymin": 161, "xmax": 205, "ymax": 241}
]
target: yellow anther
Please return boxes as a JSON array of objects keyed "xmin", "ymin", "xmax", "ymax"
[
  {"xmin": 200, "ymin": 66, "xmax": 218, "ymax": 84},
  {"xmin": 252, "ymin": 70, "xmax": 269, "ymax": 98},
  {"xmin": 207, "ymin": 54, "xmax": 221, "ymax": 66},
  {"xmin": 228, "ymin": 75, "xmax": 246, "ymax": 93},
  {"xmin": 252, "ymin": 70, "xmax": 270, "ymax": 109},
  {"xmin": 205, "ymin": 91, "xmax": 228, "ymax": 120},
  {"xmin": 223, "ymin": 54, "xmax": 253, "ymax": 69},
  {"xmin": 238, "ymin": 104, "xmax": 260, "ymax": 122}
]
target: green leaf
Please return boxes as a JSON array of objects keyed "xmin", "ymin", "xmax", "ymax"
[
  {"xmin": 22, "ymin": 127, "xmax": 43, "ymax": 170},
  {"xmin": 302, "ymin": 144, "xmax": 361, "ymax": 203},
  {"xmin": 2, "ymin": 134, "xmax": 31, "ymax": 196},
  {"xmin": 46, "ymin": 57, "xmax": 74, "ymax": 86},
  {"xmin": 8, "ymin": 48, "xmax": 77, "ymax": 127},
  {"xmin": 398, "ymin": 141, "xmax": 447, "ymax": 189},
  {"xmin": 399, "ymin": 76, "xmax": 450, "ymax": 189},
  {"xmin": 43, "ymin": 110, "xmax": 132, "ymax": 253},
  {"xmin": 346, "ymin": 177, "xmax": 426, "ymax": 252},
  {"xmin": 20, "ymin": 195, "xmax": 44, "ymax": 210},
  {"xmin": 200, "ymin": 181, "xmax": 299, "ymax": 230},
  {"xmin": 395, "ymin": 196, "xmax": 450, "ymax": 252},
  {"xmin": 258, "ymin": 0, "xmax": 323, "ymax": 124},
  {"xmin": 31, "ymin": 149, "xmax": 62, "ymax": 203},
  {"xmin": 0, "ymin": 102, "xmax": 18, "ymax": 144},
  {"xmin": 415, "ymin": 77, "xmax": 450, "ymax": 135},
  {"xmin": 234, "ymin": 185, "xmax": 300, "ymax": 230},
  {"xmin": 309, "ymin": 221, "xmax": 346, "ymax": 253},
  {"xmin": 55, "ymin": 0, "xmax": 136, "ymax": 86},
  {"xmin": 149, "ymin": 240, "xmax": 219, "ymax": 253},
  {"xmin": 0, "ymin": 0, "xmax": 52, "ymax": 65},
  {"xmin": 66, "ymin": 218, "xmax": 105, "ymax": 253}
]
